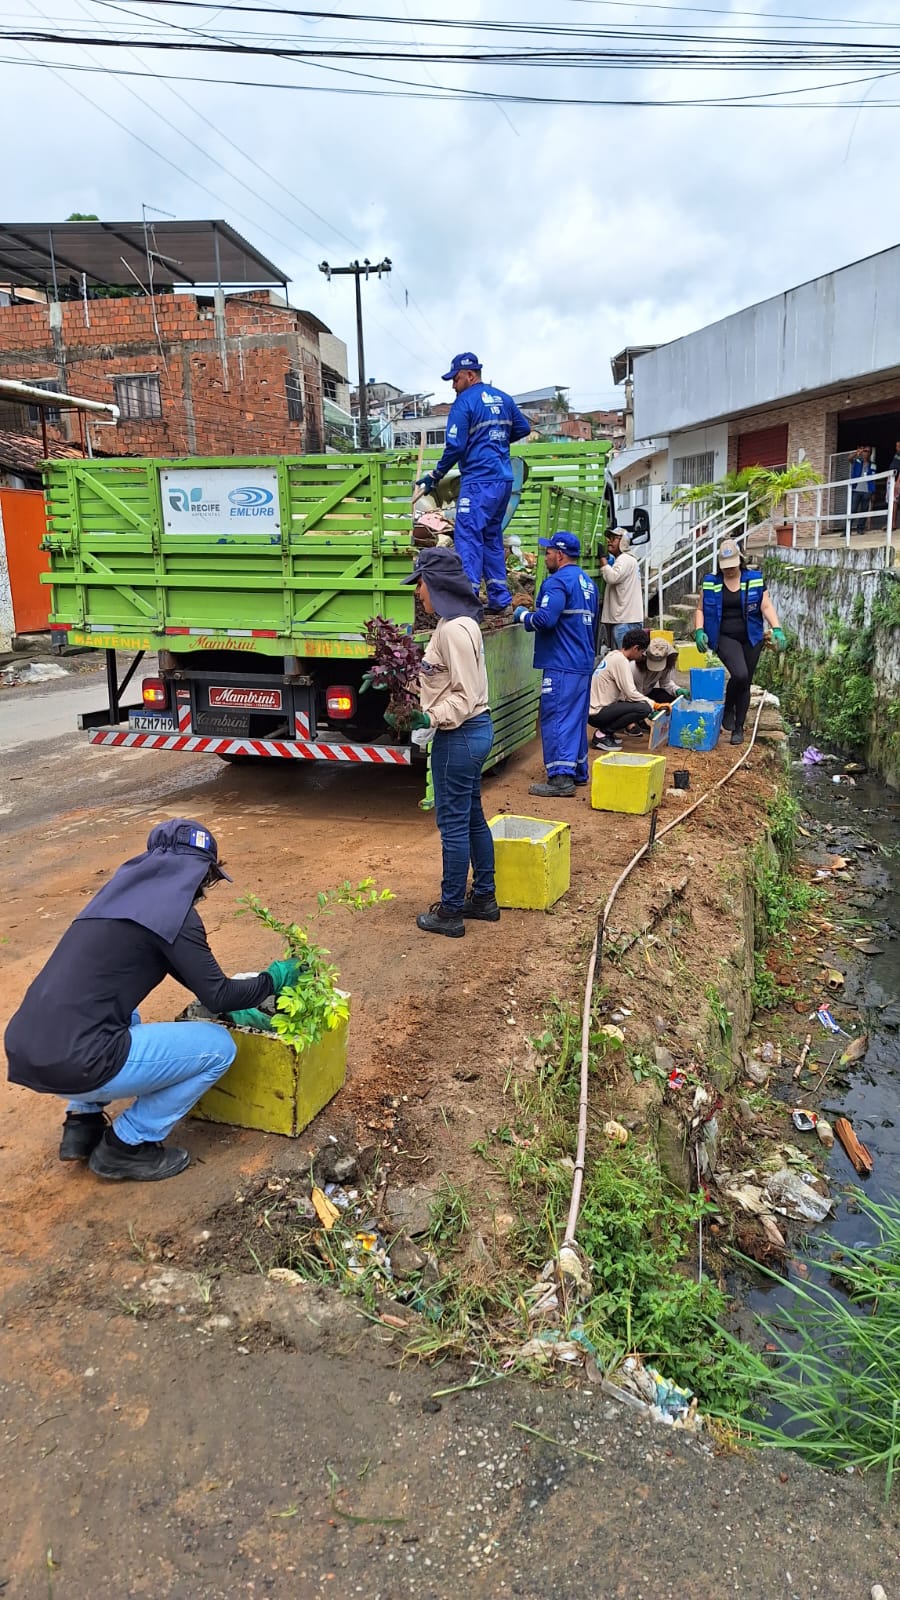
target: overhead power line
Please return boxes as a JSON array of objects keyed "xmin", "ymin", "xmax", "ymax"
[{"xmin": 6, "ymin": 45, "xmax": 900, "ymax": 108}]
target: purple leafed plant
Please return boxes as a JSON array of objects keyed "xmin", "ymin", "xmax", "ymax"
[{"xmin": 362, "ymin": 615, "xmax": 425, "ymax": 730}]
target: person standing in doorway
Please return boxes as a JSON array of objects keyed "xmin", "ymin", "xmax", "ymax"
[
  {"xmin": 600, "ymin": 528, "xmax": 644, "ymax": 648},
  {"xmin": 694, "ymin": 540, "xmax": 785, "ymax": 745},
  {"xmin": 396, "ymin": 548, "xmax": 498, "ymax": 938},
  {"xmin": 415, "ymin": 354, "xmax": 533, "ymax": 613},
  {"xmin": 513, "ymin": 531, "xmax": 599, "ymax": 798},
  {"xmin": 850, "ymin": 445, "xmax": 875, "ymax": 533}
]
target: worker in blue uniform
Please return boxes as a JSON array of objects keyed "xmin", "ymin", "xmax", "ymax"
[
  {"xmin": 513, "ymin": 531, "xmax": 599, "ymax": 798},
  {"xmin": 416, "ymin": 353, "xmax": 533, "ymax": 612}
]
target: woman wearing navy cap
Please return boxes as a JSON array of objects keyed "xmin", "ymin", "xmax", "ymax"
[{"xmin": 4, "ymin": 819, "xmax": 302, "ymax": 1182}]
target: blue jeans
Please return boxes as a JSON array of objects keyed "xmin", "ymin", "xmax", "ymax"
[
  {"xmin": 612, "ymin": 621, "xmax": 643, "ymax": 649},
  {"xmin": 66, "ymin": 1014, "xmax": 236, "ymax": 1144},
  {"xmin": 454, "ymin": 479, "xmax": 513, "ymax": 609},
  {"xmin": 430, "ymin": 712, "xmax": 495, "ymax": 912},
  {"xmin": 539, "ymin": 668, "xmax": 592, "ymax": 783}
]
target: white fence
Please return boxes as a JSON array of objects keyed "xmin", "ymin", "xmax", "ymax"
[{"xmin": 634, "ymin": 470, "xmax": 897, "ymax": 623}]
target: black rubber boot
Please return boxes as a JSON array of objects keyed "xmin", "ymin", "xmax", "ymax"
[
  {"xmin": 89, "ymin": 1127, "xmax": 191, "ymax": 1182},
  {"xmin": 722, "ymin": 707, "xmax": 735, "ymax": 732},
  {"xmin": 461, "ymin": 892, "xmax": 501, "ymax": 922},
  {"xmin": 59, "ymin": 1111, "xmax": 107, "ymax": 1162},
  {"xmin": 528, "ymin": 776, "xmax": 576, "ymax": 798},
  {"xmin": 730, "ymin": 726, "xmax": 745, "ymax": 746},
  {"xmin": 416, "ymin": 901, "xmax": 465, "ymax": 938}
]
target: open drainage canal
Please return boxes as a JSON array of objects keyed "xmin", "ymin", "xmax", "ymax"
[{"xmin": 741, "ymin": 741, "xmax": 900, "ymax": 1442}]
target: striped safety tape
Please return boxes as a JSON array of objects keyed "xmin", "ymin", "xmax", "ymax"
[{"xmin": 89, "ymin": 729, "xmax": 411, "ymax": 764}]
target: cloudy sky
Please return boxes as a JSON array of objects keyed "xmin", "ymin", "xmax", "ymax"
[{"xmin": 1, "ymin": 0, "xmax": 898, "ymax": 409}]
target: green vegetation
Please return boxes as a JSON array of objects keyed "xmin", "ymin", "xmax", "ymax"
[
  {"xmin": 705, "ymin": 982, "xmax": 733, "ymax": 1044},
  {"xmin": 240, "ymin": 881, "xmax": 393, "ymax": 1051},
  {"xmin": 674, "ymin": 462, "xmax": 822, "ymax": 526},
  {"xmin": 723, "ymin": 1195, "xmax": 900, "ymax": 1498}
]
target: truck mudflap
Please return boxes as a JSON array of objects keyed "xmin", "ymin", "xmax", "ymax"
[{"xmin": 87, "ymin": 725, "xmax": 412, "ymax": 764}]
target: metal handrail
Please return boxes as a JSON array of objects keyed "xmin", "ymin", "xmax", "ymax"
[{"xmin": 637, "ymin": 468, "xmax": 898, "ymax": 623}]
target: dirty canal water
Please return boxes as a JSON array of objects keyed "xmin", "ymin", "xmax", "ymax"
[{"xmin": 748, "ymin": 744, "xmax": 900, "ymax": 1325}]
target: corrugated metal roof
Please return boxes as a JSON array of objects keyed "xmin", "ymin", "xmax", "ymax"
[{"xmin": 0, "ymin": 219, "xmax": 288, "ymax": 291}]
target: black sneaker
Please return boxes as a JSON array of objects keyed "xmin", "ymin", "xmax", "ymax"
[
  {"xmin": 59, "ymin": 1111, "xmax": 107, "ymax": 1162},
  {"xmin": 416, "ymin": 901, "xmax": 465, "ymax": 938},
  {"xmin": 730, "ymin": 726, "xmax": 745, "ymax": 746},
  {"xmin": 461, "ymin": 892, "xmax": 501, "ymax": 922},
  {"xmin": 528, "ymin": 776, "xmax": 576, "ymax": 798},
  {"xmin": 592, "ymin": 733, "xmax": 622, "ymax": 752},
  {"xmin": 89, "ymin": 1127, "xmax": 191, "ymax": 1182},
  {"xmin": 722, "ymin": 707, "xmax": 735, "ymax": 732}
]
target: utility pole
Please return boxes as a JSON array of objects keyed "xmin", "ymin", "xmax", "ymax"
[{"xmin": 319, "ymin": 257, "xmax": 391, "ymax": 451}]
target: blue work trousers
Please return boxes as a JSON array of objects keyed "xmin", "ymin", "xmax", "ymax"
[
  {"xmin": 539, "ymin": 669, "xmax": 592, "ymax": 784},
  {"xmin": 431, "ymin": 713, "xmax": 495, "ymax": 912},
  {"xmin": 454, "ymin": 478, "xmax": 513, "ymax": 609},
  {"xmin": 611, "ymin": 620, "xmax": 644, "ymax": 649},
  {"xmin": 66, "ymin": 1014, "xmax": 236, "ymax": 1144}
]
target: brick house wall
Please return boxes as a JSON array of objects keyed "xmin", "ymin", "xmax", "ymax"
[
  {"xmin": 725, "ymin": 372, "xmax": 900, "ymax": 479},
  {"xmin": 0, "ymin": 291, "xmax": 326, "ymax": 458}
]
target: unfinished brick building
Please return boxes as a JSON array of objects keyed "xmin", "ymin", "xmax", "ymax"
[{"xmin": 0, "ymin": 220, "xmax": 347, "ymax": 458}]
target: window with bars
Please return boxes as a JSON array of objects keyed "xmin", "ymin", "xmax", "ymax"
[
  {"xmin": 26, "ymin": 378, "xmax": 63, "ymax": 426},
  {"xmin": 114, "ymin": 373, "xmax": 162, "ymax": 421},
  {"xmin": 285, "ymin": 368, "xmax": 304, "ymax": 422},
  {"xmin": 672, "ymin": 450, "xmax": 715, "ymax": 488},
  {"xmin": 426, "ymin": 429, "xmax": 445, "ymax": 446}
]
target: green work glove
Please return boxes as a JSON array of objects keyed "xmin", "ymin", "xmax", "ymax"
[
  {"xmin": 694, "ymin": 629, "xmax": 708, "ymax": 653},
  {"xmin": 228, "ymin": 1006, "xmax": 275, "ymax": 1033},
  {"xmin": 674, "ymin": 687, "xmax": 689, "ymax": 698},
  {"xmin": 771, "ymin": 627, "xmax": 787, "ymax": 651},
  {"xmin": 267, "ymin": 958, "xmax": 305, "ymax": 994},
  {"xmin": 385, "ymin": 709, "xmax": 430, "ymax": 730}
]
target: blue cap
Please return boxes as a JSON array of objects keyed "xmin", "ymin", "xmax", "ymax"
[
  {"xmin": 538, "ymin": 531, "xmax": 581, "ymax": 557},
  {"xmin": 442, "ymin": 352, "xmax": 482, "ymax": 382}
]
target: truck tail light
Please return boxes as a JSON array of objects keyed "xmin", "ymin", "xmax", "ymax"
[
  {"xmin": 142, "ymin": 677, "xmax": 168, "ymax": 707},
  {"xmin": 326, "ymin": 686, "xmax": 356, "ymax": 719}
]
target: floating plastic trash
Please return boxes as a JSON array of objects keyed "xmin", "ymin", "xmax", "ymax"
[{"xmin": 802, "ymin": 746, "xmax": 825, "ymax": 765}]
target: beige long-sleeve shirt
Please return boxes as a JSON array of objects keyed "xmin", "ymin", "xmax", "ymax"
[
  {"xmin": 419, "ymin": 616, "xmax": 490, "ymax": 731},
  {"xmin": 632, "ymin": 655, "xmax": 679, "ymax": 699},
  {"xmin": 600, "ymin": 551, "xmax": 643, "ymax": 625},
  {"xmin": 589, "ymin": 650, "xmax": 650, "ymax": 714}
]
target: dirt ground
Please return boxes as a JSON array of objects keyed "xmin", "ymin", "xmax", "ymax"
[{"xmin": 1, "ymin": 712, "xmax": 897, "ymax": 1597}]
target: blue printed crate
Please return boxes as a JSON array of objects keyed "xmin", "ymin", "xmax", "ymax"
[
  {"xmin": 669, "ymin": 699, "xmax": 724, "ymax": 752},
  {"xmin": 690, "ymin": 665, "xmax": 726, "ymax": 702}
]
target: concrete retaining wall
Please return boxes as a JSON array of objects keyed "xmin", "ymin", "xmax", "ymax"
[{"xmin": 761, "ymin": 544, "xmax": 900, "ymax": 781}]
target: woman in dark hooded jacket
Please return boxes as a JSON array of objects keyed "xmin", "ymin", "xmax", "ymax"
[{"xmin": 4, "ymin": 819, "xmax": 301, "ymax": 1182}]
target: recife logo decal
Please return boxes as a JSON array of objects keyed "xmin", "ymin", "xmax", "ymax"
[
  {"xmin": 168, "ymin": 485, "xmax": 221, "ymax": 516},
  {"xmin": 227, "ymin": 485, "xmax": 276, "ymax": 519}
]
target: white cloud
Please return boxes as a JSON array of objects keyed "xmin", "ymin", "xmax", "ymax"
[{"xmin": 0, "ymin": 0, "xmax": 897, "ymax": 412}]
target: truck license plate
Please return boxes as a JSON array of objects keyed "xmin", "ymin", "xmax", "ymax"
[
  {"xmin": 128, "ymin": 712, "xmax": 177, "ymax": 731},
  {"xmin": 195, "ymin": 710, "xmax": 250, "ymax": 736}
]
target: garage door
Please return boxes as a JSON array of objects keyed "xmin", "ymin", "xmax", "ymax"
[{"xmin": 736, "ymin": 425, "xmax": 788, "ymax": 471}]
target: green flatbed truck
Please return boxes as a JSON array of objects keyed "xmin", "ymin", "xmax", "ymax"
[{"xmin": 42, "ymin": 443, "xmax": 609, "ymax": 775}]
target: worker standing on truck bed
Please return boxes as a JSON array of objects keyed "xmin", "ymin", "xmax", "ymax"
[
  {"xmin": 3, "ymin": 821, "xmax": 303, "ymax": 1183},
  {"xmin": 513, "ymin": 531, "xmax": 599, "ymax": 799},
  {"xmin": 395, "ymin": 547, "xmax": 499, "ymax": 938},
  {"xmin": 416, "ymin": 353, "xmax": 533, "ymax": 613}
]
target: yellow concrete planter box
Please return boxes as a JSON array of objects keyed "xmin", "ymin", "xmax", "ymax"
[
  {"xmin": 676, "ymin": 643, "xmax": 709, "ymax": 673},
  {"xmin": 192, "ymin": 1010, "xmax": 349, "ymax": 1136},
  {"xmin": 488, "ymin": 814, "xmax": 571, "ymax": 911},
  {"xmin": 591, "ymin": 752, "xmax": 666, "ymax": 815},
  {"xmin": 650, "ymin": 628, "xmax": 675, "ymax": 643}
]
